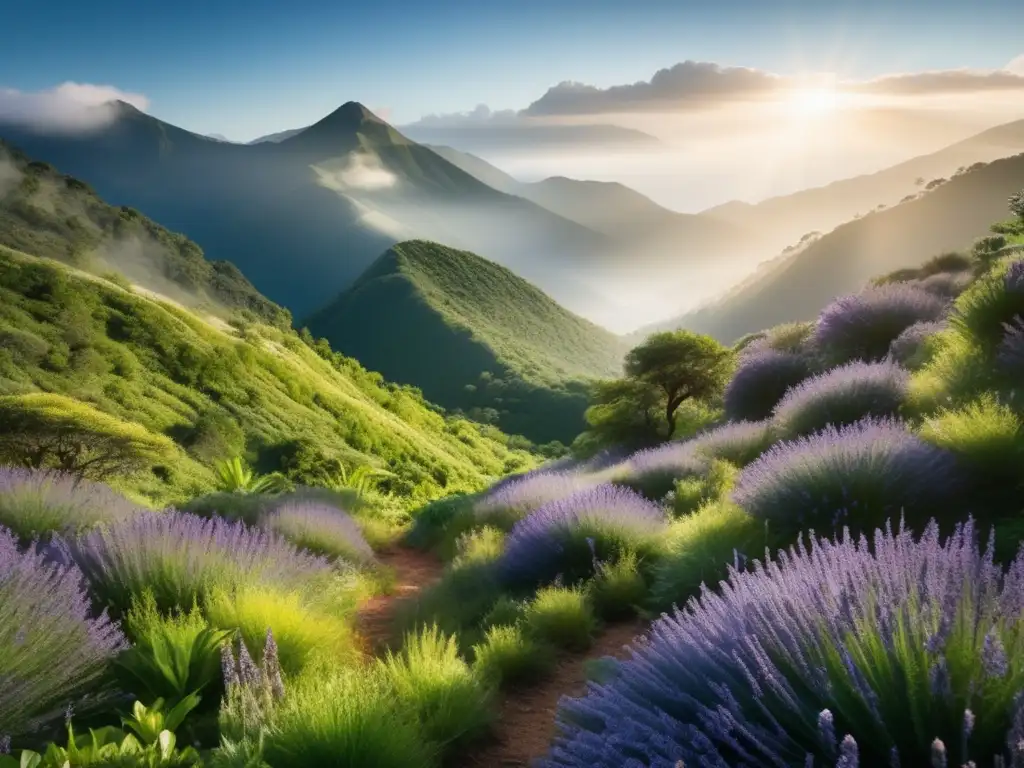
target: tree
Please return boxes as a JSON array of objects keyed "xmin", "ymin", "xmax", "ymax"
[
  {"xmin": 1010, "ymin": 190, "xmax": 1024, "ymax": 219},
  {"xmin": 623, "ymin": 331, "xmax": 733, "ymax": 439},
  {"xmin": 0, "ymin": 393, "xmax": 176, "ymax": 480}
]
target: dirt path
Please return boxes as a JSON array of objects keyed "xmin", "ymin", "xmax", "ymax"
[
  {"xmin": 355, "ymin": 545, "xmax": 445, "ymax": 655},
  {"xmin": 456, "ymin": 619, "xmax": 647, "ymax": 767}
]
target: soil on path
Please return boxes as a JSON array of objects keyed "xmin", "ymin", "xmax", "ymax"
[
  {"xmin": 456, "ymin": 619, "xmax": 648, "ymax": 767},
  {"xmin": 355, "ymin": 545, "xmax": 445, "ymax": 655}
]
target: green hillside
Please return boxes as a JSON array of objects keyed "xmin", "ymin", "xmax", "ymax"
[
  {"xmin": 0, "ymin": 160, "xmax": 536, "ymax": 508},
  {"xmin": 306, "ymin": 240, "xmax": 626, "ymax": 444}
]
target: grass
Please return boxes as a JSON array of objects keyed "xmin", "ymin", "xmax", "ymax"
[
  {"xmin": 471, "ymin": 624, "xmax": 556, "ymax": 687},
  {"xmin": 522, "ymin": 586, "xmax": 597, "ymax": 653}
]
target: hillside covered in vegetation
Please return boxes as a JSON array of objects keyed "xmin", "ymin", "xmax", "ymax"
[{"xmin": 307, "ymin": 240, "xmax": 625, "ymax": 444}]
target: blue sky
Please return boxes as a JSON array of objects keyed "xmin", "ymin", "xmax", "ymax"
[{"xmin": 3, "ymin": 0, "xmax": 1024, "ymax": 141}]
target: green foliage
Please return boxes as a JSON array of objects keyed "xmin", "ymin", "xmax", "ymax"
[
  {"xmin": 0, "ymin": 393, "xmax": 176, "ymax": 481},
  {"xmin": 522, "ymin": 585, "xmax": 597, "ymax": 653},
  {"xmin": 1008, "ymin": 189, "xmax": 1024, "ymax": 219},
  {"xmin": 116, "ymin": 590, "xmax": 233, "ymax": 708},
  {"xmin": 449, "ymin": 525, "xmax": 505, "ymax": 569},
  {"xmin": 261, "ymin": 667, "xmax": 434, "ymax": 768},
  {"xmin": 669, "ymin": 460, "xmax": 739, "ymax": 518},
  {"xmin": 588, "ymin": 550, "xmax": 648, "ymax": 620},
  {"xmin": 951, "ymin": 255, "xmax": 1024, "ymax": 349},
  {"xmin": 649, "ymin": 501, "xmax": 764, "ymax": 612},
  {"xmin": 378, "ymin": 625, "xmax": 493, "ymax": 750},
  {"xmin": 213, "ymin": 457, "xmax": 291, "ymax": 495},
  {"xmin": 307, "ymin": 240, "xmax": 625, "ymax": 443},
  {"xmin": 471, "ymin": 623, "xmax": 555, "ymax": 687},
  {"xmin": 624, "ymin": 330, "xmax": 734, "ymax": 439}
]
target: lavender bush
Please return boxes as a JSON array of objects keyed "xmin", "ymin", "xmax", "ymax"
[
  {"xmin": 495, "ymin": 484, "xmax": 667, "ymax": 589},
  {"xmin": 0, "ymin": 468, "xmax": 143, "ymax": 542},
  {"xmin": 607, "ymin": 442, "xmax": 708, "ymax": 500},
  {"xmin": 772, "ymin": 360, "xmax": 910, "ymax": 439},
  {"xmin": 998, "ymin": 317, "xmax": 1024, "ymax": 375},
  {"xmin": 691, "ymin": 420, "xmax": 776, "ymax": 468},
  {"xmin": 0, "ymin": 526, "xmax": 126, "ymax": 742},
  {"xmin": 724, "ymin": 348, "xmax": 814, "ymax": 421},
  {"xmin": 953, "ymin": 258, "xmax": 1024, "ymax": 347},
  {"xmin": 261, "ymin": 501, "xmax": 374, "ymax": 564},
  {"xmin": 539, "ymin": 519, "xmax": 1024, "ymax": 768},
  {"xmin": 918, "ymin": 270, "xmax": 974, "ymax": 299},
  {"xmin": 60, "ymin": 510, "xmax": 331, "ymax": 614},
  {"xmin": 474, "ymin": 471, "xmax": 598, "ymax": 530},
  {"xmin": 732, "ymin": 418, "xmax": 962, "ymax": 535},
  {"xmin": 813, "ymin": 283, "xmax": 948, "ymax": 365},
  {"xmin": 889, "ymin": 320, "xmax": 947, "ymax": 367}
]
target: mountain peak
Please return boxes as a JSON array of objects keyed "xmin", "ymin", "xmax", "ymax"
[{"xmin": 274, "ymin": 101, "xmax": 408, "ymax": 157}]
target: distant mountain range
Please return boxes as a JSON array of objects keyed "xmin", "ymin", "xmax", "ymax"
[
  {"xmin": 398, "ymin": 121, "xmax": 663, "ymax": 156},
  {"xmin": 654, "ymin": 150, "xmax": 1024, "ymax": 342},
  {"xmin": 307, "ymin": 240, "xmax": 625, "ymax": 443}
]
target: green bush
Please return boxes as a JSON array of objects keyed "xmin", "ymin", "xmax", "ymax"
[
  {"xmin": 588, "ymin": 550, "xmax": 648, "ymax": 620},
  {"xmin": 670, "ymin": 459, "xmax": 738, "ymax": 518},
  {"xmin": 522, "ymin": 585, "xmax": 597, "ymax": 653},
  {"xmin": 471, "ymin": 624, "xmax": 555, "ymax": 687},
  {"xmin": 951, "ymin": 256, "xmax": 1024, "ymax": 348},
  {"xmin": 449, "ymin": 525, "xmax": 505, "ymax": 569}
]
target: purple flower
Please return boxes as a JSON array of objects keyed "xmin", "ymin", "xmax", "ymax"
[
  {"xmin": 889, "ymin": 321, "xmax": 947, "ymax": 366},
  {"xmin": 0, "ymin": 525, "xmax": 125, "ymax": 740},
  {"xmin": 608, "ymin": 442, "xmax": 707, "ymax": 500},
  {"xmin": 261, "ymin": 501, "xmax": 373, "ymax": 563},
  {"xmin": 691, "ymin": 420, "xmax": 776, "ymax": 467},
  {"xmin": 60, "ymin": 509, "xmax": 331, "ymax": 613},
  {"xmin": 917, "ymin": 272, "xmax": 973, "ymax": 300},
  {"xmin": 813, "ymin": 283, "xmax": 948, "ymax": 365},
  {"xmin": 732, "ymin": 418, "xmax": 962, "ymax": 534},
  {"xmin": 475, "ymin": 472, "xmax": 598, "ymax": 527},
  {"xmin": 772, "ymin": 360, "xmax": 910, "ymax": 439},
  {"xmin": 496, "ymin": 484, "xmax": 666, "ymax": 588},
  {"xmin": 0, "ymin": 467, "xmax": 143, "ymax": 542},
  {"xmin": 537, "ymin": 519, "xmax": 1024, "ymax": 767},
  {"xmin": 724, "ymin": 348, "xmax": 814, "ymax": 421}
]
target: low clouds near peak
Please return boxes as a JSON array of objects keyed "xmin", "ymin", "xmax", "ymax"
[
  {"xmin": 1008, "ymin": 54, "xmax": 1024, "ymax": 75},
  {"xmin": 850, "ymin": 68, "xmax": 1024, "ymax": 95},
  {"xmin": 0, "ymin": 82, "xmax": 149, "ymax": 133},
  {"xmin": 408, "ymin": 104, "xmax": 520, "ymax": 128}
]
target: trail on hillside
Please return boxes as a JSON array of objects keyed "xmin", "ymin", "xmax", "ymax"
[
  {"xmin": 456, "ymin": 619, "xmax": 647, "ymax": 767},
  {"xmin": 355, "ymin": 545, "xmax": 444, "ymax": 655}
]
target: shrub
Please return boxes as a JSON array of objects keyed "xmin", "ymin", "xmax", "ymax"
[
  {"xmin": 723, "ymin": 348, "xmax": 813, "ymax": 421},
  {"xmin": 472, "ymin": 624, "xmax": 555, "ymax": 687},
  {"xmin": 587, "ymin": 550, "xmax": 647, "ymax": 619},
  {"xmin": 608, "ymin": 441, "xmax": 707, "ymax": 499},
  {"xmin": 378, "ymin": 625, "xmax": 492, "ymax": 750},
  {"xmin": 649, "ymin": 499, "xmax": 764, "ymax": 613},
  {"xmin": 998, "ymin": 317, "xmax": 1024, "ymax": 377},
  {"xmin": 732, "ymin": 418, "xmax": 963, "ymax": 536},
  {"xmin": 668, "ymin": 459, "xmax": 739, "ymax": 518},
  {"xmin": 261, "ymin": 667, "xmax": 432, "ymax": 768},
  {"xmin": 0, "ymin": 526, "xmax": 126, "ymax": 742},
  {"xmin": 772, "ymin": 360, "xmax": 910, "ymax": 439},
  {"xmin": 204, "ymin": 584, "xmax": 356, "ymax": 675},
  {"xmin": 952, "ymin": 257, "xmax": 1024, "ymax": 348},
  {"xmin": 690, "ymin": 419, "xmax": 775, "ymax": 467},
  {"xmin": 260, "ymin": 501, "xmax": 373, "ymax": 564},
  {"xmin": 62, "ymin": 510, "xmax": 331, "ymax": 614},
  {"xmin": 812, "ymin": 283, "xmax": 948, "ymax": 365},
  {"xmin": 179, "ymin": 491, "xmax": 272, "ymax": 525},
  {"xmin": 496, "ymin": 484, "xmax": 667, "ymax": 589},
  {"xmin": 0, "ymin": 468, "xmax": 142, "ymax": 542},
  {"xmin": 538, "ymin": 519, "xmax": 1024, "ymax": 768},
  {"xmin": 917, "ymin": 270, "xmax": 973, "ymax": 299},
  {"xmin": 449, "ymin": 525, "xmax": 505, "ymax": 569},
  {"xmin": 522, "ymin": 585, "xmax": 597, "ymax": 653},
  {"xmin": 889, "ymin": 320, "xmax": 947, "ymax": 367},
  {"xmin": 474, "ymin": 472, "xmax": 597, "ymax": 530},
  {"xmin": 0, "ymin": 393, "xmax": 176, "ymax": 480},
  {"xmin": 758, "ymin": 321, "xmax": 815, "ymax": 354}
]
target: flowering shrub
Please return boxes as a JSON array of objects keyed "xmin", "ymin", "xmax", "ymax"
[
  {"xmin": 918, "ymin": 270, "xmax": 973, "ymax": 299},
  {"xmin": 61, "ymin": 510, "xmax": 331, "ymax": 614},
  {"xmin": 261, "ymin": 501, "xmax": 373, "ymax": 564},
  {"xmin": 474, "ymin": 472, "xmax": 598, "ymax": 530},
  {"xmin": 0, "ymin": 468, "xmax": 142, "ymax": 542},
  {"xmin": 813, "ymin": 283, "xmax": 948, "ymax": 365},
  {"xmin": 495, "ymin": 484, "xmax": 667, "ymax": 589},
  {"xmin": 690, "ymin": 420, "xmax": 775, "ymax": 467},
  {"xmin": 953, "ymin": 257, "xmax": 1024, "ymax": 347},
  {"xmin": 998, "ymin": 317, "xmax": 1024, "ymax": 375},
  {"xmin": 539, "ymin": 519, "xmax": 1024, "ymax": 768},
  {"xmin": 732, "ymin": 418, "xmax": 962, "ymax": 535},
  {"xmin": 723, "ymin": 348, "xmax": 813, "ymax": 421},
  {"xmin": 0, "ymin": 526, "xmax": 126, "ymax": 742},
  {"xmin": 772, "ymin": 360, "xmax": 909, "ymax": 439},
  {"xmin": 607, "ymin": 442, "xmax": 707, "ymax": 500},
  {"xmin": 889, "ymin": 320, "xmax": 947, "ymax": 367}
]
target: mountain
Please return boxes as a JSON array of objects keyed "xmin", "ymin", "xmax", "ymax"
[
  {"xmin": 307, "ymin": 240, "xmax": 626, "ymax": 444},
  {"xmin": 701, "ymin": 117, "xmax": 1024, "ymax": 257},
  {"xmin": 659, "ymin": 151, "xmax": 1024, "ymax": 343},
  {"xmin": 0, "ymin": 101, "xmax": 619, "ymax": 326},
  {"xmin": 248, "ymin": 127, "xmax": 304, "ymax": 144},
  {"xmin": 0, "ymin": 153, "xmax": 534, "ymax": 506},
  {"xmin": 399, "ymin": 121, "xmax": 663, "ymax": 156}
]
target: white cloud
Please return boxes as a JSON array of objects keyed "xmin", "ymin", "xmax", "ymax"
[
  {"xmin": 314, "ymin": 152, "xmax": 397, "ymax": 192},
  {"xmin": 0, "ymin": 82, "xmax": 149, "ymax": 133},
  {"xmin": 1008, "ymin": 54, "xmax": 1024, "ymax": 75},
  {"xmin": 406, "ymin": 103, "xmax": 521, "ymax": 128}
]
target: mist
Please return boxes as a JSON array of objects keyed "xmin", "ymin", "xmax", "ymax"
[
  {"xmin": 0, "ymin": 154, "xmax": 22, "ymax": 198},
  {"xmin": 0, "ymin": 82, "xmax": 149, "ymax": 134},
  {"xmin": 314, "ymin": 152, "xmax": 398, "ymax": 192}
]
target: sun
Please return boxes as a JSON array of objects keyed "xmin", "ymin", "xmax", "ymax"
[{"xmin": 788, "ymin": 86, "xmax": 841, "ymax": 116}]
